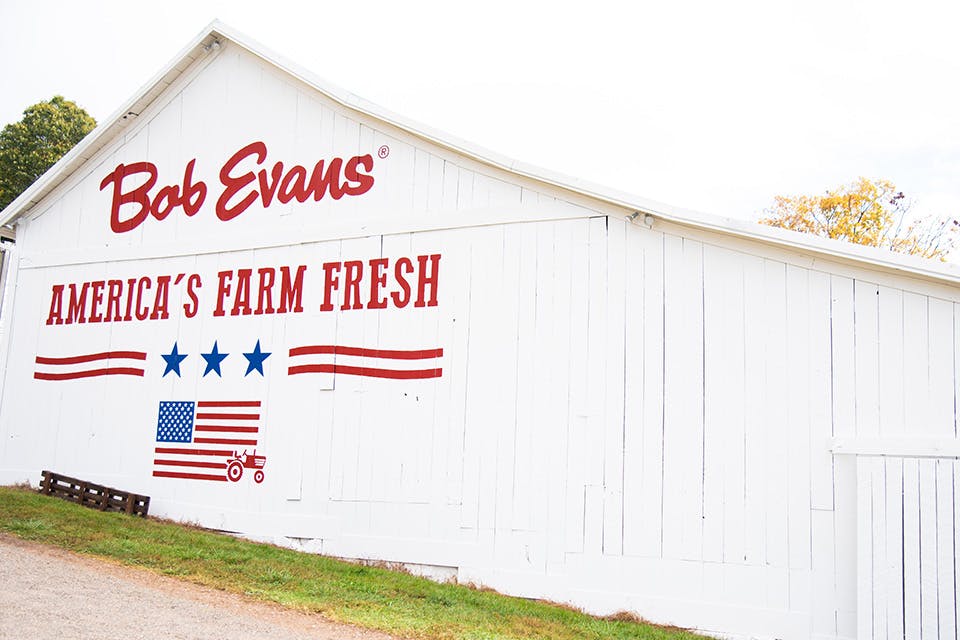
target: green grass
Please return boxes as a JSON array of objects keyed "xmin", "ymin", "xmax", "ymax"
[{"xmin": 0, "ymin": 486, "xmax": 701, "ymax": 640}]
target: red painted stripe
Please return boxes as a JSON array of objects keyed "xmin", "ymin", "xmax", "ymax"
[
  {"xmin": 154, "ymin": 447, "xmax": 233, "ymax": 456},
  {"xmin": 288, "ymin": 345, "xmax": 443, "ymax": 360},
  {"xmin": 287, "ymin": 364, "xmax": 442, "ymax": 379},
  {"xmin": 152, "ymin": 470, "xmax": 226, "ymax": 482},
  {"xmin": 34, "ymin": 368, "xmax": 145, "ymax": 381},
  {"xmin": 195, "ymin": 412, "xmax": 259, "ymax": 421},
  {"xmin": 194, "ymin": 425, "xmax": 259, "ymax": 433},
  {"xmin": 153, "ymin": 459, "xmax": 225, "ymax": 469},
  {"xmin": 35, "ymin": 351, "xmax": 147, "ymax": 365},
  {"xmin": 196, "ymin": 400, "xmax": 261, "ymax": 408},
  {"xmin": 194, "ymin": 437, "xmax": 257, "ymax": 446}
]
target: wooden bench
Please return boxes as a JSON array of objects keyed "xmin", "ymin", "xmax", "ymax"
[{"xmin": 39, "ymin": 470, "xmax": 150, "ymax": 517}]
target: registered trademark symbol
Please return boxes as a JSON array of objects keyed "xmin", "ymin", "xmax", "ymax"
[{"xmin": 378, "ymin": 145, "xmax": 390, "ymax": 159}]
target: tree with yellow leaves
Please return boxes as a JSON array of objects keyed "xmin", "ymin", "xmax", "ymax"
[{"xmin": 759, "ymin": 177, "xmax": 958, "ymax": 261}]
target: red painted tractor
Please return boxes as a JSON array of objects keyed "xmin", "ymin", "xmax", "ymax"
[{"xmin": 226, "ymin": 450, "xmax": 266, "ymax": 483}]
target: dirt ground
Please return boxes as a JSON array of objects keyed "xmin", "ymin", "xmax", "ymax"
[{"xmin": 0, "ymin": 534, "xmax": 400, "ymax": 640}]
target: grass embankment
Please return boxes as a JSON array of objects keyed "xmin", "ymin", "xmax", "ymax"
[{"xmin": 0, "ymin": 486, "xmax": 700, "ymax": 640}]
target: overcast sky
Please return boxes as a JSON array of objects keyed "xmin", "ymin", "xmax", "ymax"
[{"xmin": 2, "ymin": 0, "xmax": 959, "ymax": 227}]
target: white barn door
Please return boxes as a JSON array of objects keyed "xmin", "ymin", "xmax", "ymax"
[{"xmin": 856, "ymin": 454, "xmax": 960, "ymax": 640}]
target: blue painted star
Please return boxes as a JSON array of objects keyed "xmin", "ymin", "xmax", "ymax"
[
  {"xmin": 161, "ymin": 342, "xmax": 188, "ymax": 377},
  {"xmin": 200, "ymin": 341, "xmax": 229, "ymax": 377},
  {"xmin": 242, "ymin": 340, "xmax": 271, "ymax": 376}
]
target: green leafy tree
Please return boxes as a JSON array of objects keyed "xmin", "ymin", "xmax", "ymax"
[
  {"xmin": 760, "ymin": 177, "xmax": 959, "ymax": 261},
  {"xmin": 0, "ymin": 96, "xmax": 96, "ymax": 211}
]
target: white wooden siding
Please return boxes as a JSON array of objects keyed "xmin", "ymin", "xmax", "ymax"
[{"xmin": 9, "ymin": 213, "xmax": 959, "ymax": 639}]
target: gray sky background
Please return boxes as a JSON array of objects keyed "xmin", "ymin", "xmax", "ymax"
[{"xmin": 2, "ymin": 0, "xmax": 959, "ymax": 230}]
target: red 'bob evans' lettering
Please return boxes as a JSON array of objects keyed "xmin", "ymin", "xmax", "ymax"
[{"xmin": 99, "ymin": 141, "xmax": 376, "ymax": 233}]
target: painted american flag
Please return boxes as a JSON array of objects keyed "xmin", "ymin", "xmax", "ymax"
[{"xmin": 152, "ymin": 400, "xmax": 261, "ymax": 482}]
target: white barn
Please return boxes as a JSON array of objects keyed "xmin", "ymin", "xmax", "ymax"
[{"xmin": 1, "ymin": 22, "xmax": 958, "ymax": 640}]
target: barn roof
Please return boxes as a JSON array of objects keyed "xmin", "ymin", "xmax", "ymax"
[{"xmin": 3, "ymin": 20, "xmax": 959, "ymax": 288}]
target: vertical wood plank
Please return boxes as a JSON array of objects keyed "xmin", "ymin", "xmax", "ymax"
[
  {"xmin": 878, "ymin": 287, "xmax": 905, "ymax": 439},
  {"xmin": 834, "ymin": 455, "xmax": 859, "ymax": 639},
  {"xmin": 660, "ymin": 231, "xmax": 685, "ymax": 560},
  {"xmin": 563, "ymin": 218, "xmax": 596, "ymax": 554},
  {"xmin": 583, "ymin": 217, "xmax": 608, "ymax": 556},
  {"xmin": 334, "ymin": 237, "xmax": 382, "ymax": 503},
  {"xmin": 809, "ymin": 271, "xmax": 834, "ymax": 512},
  {"xmin": 884, "ymin": 458, "xmax": 905, "ymax": 640},
  {"xmin": 955, "ymin": 460, "xmax": 960, "ymax": 640},
  {"xmin": 830, "ymin": 275, "xmax": 858, "ymax": 637},
  {"xmin": 326, "ymin": 241, "xmax": 347, "ymax": 500},
  {"xmin": 426, "ymin": 154, "xmax": 445, "ymax": 212},
  {"xmin": 518, "ymin": 220, "xmax": 554, "ymax": 558},
  {"xmin": 856, "ymin": 457, "xmax": 874, "ymax": 640},
  {"xmin": 510, "ymin": 222, "xmax": 539, "ymax": 532},
  {"xmin": 412, "ymin": 239, "xmax": 452, "ymax": 536},
  {"xmin": 411, "ymin": 148, "xmax": 430, "ymax": 210},
  {"xmin": 743, "ymin": 254, "xmax": 767, "ymax": 565},
  {"xmin": 928, "ymin": 299, "xmax": 954, "ymax": 438},
  {"xmin": 661, "ymin": 235, "xmax": 704, "ymax": 561},
  {"xmin": 703, "ymin": 246, "xmax": 744, "ymax": 564},
  {"xmin": 621, "ymin": 223, "xmax": 646, "ymax": 557},
  {"xmin": 902, "ymin": 293, "xmax": 930, "ymax": 437},
  {"xmin": 603, "ymin": 218, "xmax": 626, "ymax": 556},
  {"xmin": 545, "ymin": 218, "xmax": 576, "ymax": 566},
  {"xmin": 441, "ymin": 161, "xmax": 459, "ymax": 211},
  {"xmin": 459, "ymin": 228, "xmax": 506, "ymax": 532},
  {"xmin": 903, "ymin": 458, "xmax": 921, "ymax": 640},
  {"xmin": 764, "ymin": 260, "xmax": 789, "ymax": 579},
  {"xmin": 354, "ymin": 248, "xmax": 391, "ymax": 505},
  {"xmin": 786, "ymin": 265, "xmax": 812, "ymax": 572},
  {"xmin": 480, "ymin": 226, "xmax": 515, "ymax": 535},
  {"xmin": 869, "ymin": 458, "xmax": 887, "ymax": 640},
  {"xmin": 956, "ymin": 305, "xmax": 960, "ymax": 438},
  {"xmin": 918, "ymin": 460, "xmax": 938, "ymax": 640},
  {"xmin": 456, "ymin": 168, "xmax": 474, "ymax": 211},
  {"xmin": 831, "ymin": 276, "xmax": 856, "ymax": 439},
  {"xmin": 625, "ymin": 226, "xmax": 664, "ymax": 557},
  {"xmin": 444, "ymin": 233, "xmax": 472, "ymax": 508},
  {"xmin": 492, "ymin": 224, "xmax": 522, "ymax": 539},
  {"xmin": 935, "ymin": 459, "xmax": 956, "ymax": 640},
  {"xmin": 811, "ymin": 508, "xmax": 839, "ymax": 638},
  {"xmin": 852, "ymin": 280, "xmax": 880, "ymax": 640},
  {"xmin": 854, "ymin": 281, "xmax": 880, "ymax": 437}
]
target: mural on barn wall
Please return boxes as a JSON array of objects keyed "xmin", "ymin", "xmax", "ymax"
[
  {"xmin": 14, "ymin": 38, "xmax": 487, "ymax": 499},
  {"xmin": 33, "ymin": 111, "xmax": 447, "ymax": 486},
  {"xmin": 1, "ymin": 38, "xmax": 603, "ymax": 562}
]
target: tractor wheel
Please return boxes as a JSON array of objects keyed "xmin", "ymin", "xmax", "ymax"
[
  {"xmin": 226, "ymin": 461, "xmax": 243, "ymax": 482},
  {"xmin": 254, "ymin": 470, "xmax": 264, "ymax": 484}
]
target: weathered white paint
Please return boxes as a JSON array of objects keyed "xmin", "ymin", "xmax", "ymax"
[{"xmin": 0, "ymin": 24, "xmax": 958, "ymax": 640}]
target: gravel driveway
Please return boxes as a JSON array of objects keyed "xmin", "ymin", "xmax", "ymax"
[{"xmin": 0, "ymin": 534, "xmax": 399, "ymax": 640}]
